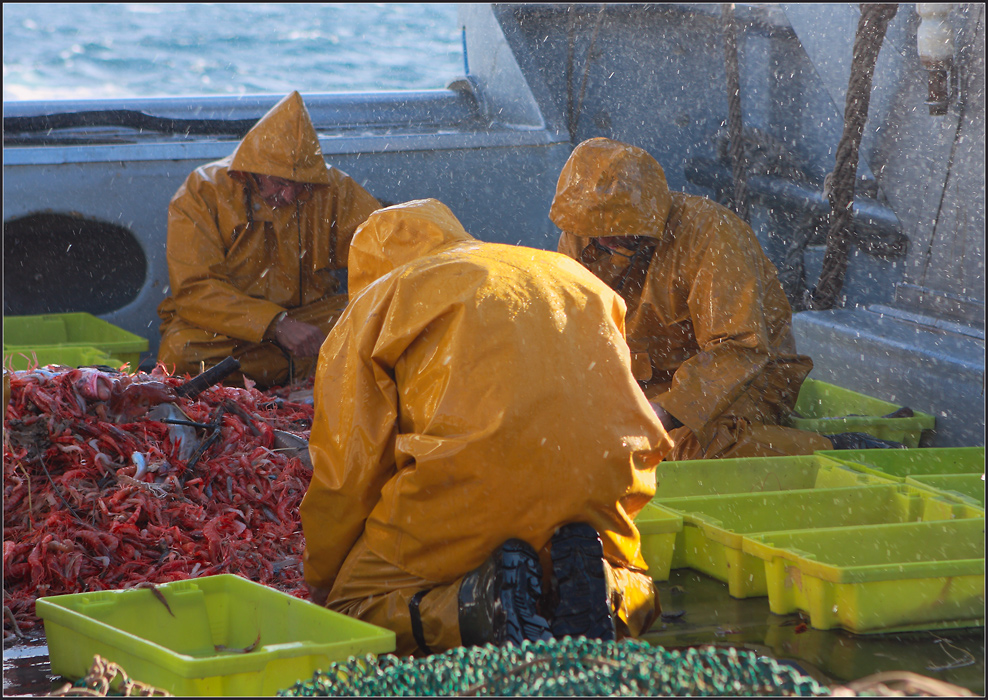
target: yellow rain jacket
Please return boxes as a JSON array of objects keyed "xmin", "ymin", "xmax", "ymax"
[
  {"xmin": 551, "ymin": 138, "xmax": 832, "ymax": 459},
  {"xmin": 301, "ymin": 198, "xmax": 672, "ymax": 598},
  {"xmin": 157, "ymin": 91, "xmax": 380, "ymax": 383}
]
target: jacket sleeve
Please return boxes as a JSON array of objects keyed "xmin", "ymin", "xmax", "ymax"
[
  {"xmin": 166, "ymin": 177, "xmax": 283, "ymax": 343},
  {"xmin": 300, "ymin": 286, "xmax": 400, "ymax": 591},
  {"xmin": 654, "ymin": 211, "xmax": 772, "ymax": 449},
  {"xmin": 332, "ymin": 173, "xmax": 384, "ymax": 268}
]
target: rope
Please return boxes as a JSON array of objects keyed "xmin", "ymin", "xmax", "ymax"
[
  {"xmin": 51, "ymin": 655, "xmax": 171, "ymax": 697},
  {"xmin": 807, "ymin": 3, "xmax": 899, "ymax": 310},
  {"xmin": 565, "ymin": 5, "xmax": 577, "ymax": 133},
  {"xmin": 831, "ymin": 670, "xmax": 978, "ymax": 697},
  {"xmin": 722, "ymin": 3, "xmax": 750, "ymax": 223},
  {"xmin": 278, "ymin": 637, "xmax": 833, "ymax": 696},
  {"xmin": 566, "ymin": 4, "xmax": 607, "ymax": 138}
]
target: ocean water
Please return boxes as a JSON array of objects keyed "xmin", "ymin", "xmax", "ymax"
[{"xmin": 2, "ymin": 3, "xmax": 463, "ymax": 102}]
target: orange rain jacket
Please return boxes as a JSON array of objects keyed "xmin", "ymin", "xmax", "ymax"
[
  {"xmin": 301, "ymin": 198, "xmax": 672, "ymax": 593},
  {"xmin": 551, "ymin": 138, "xmax": 825, "ymax": 456},
  {"xmin": 157, "ymin": 91, "xmax": 380, "ymax": 361}
]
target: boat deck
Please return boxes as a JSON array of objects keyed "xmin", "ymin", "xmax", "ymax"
[{"xmin": 4, "ymin": 568, "xmax": 983, "ymax": 696}]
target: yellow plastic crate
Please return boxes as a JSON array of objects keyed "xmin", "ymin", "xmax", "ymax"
[
  {"xmin": 633, "ymin": 502, "xmax": 683, "ymax": 581},
  {"xmin": 3, "ymin": 312, "xmax": 148, "ymax": 368},
  {"xmin": 3, "ymin": 345, "xmax": 118, "ymax": 371},
  {"xmin": 744, "ymin": 519, "xmax": 986, "ymax": 633},
  {"xmin": 36, "ymin": 575, "xmax": 396, "ymax": 696},
  {"xmin": 791, "ymin": 378, "xmax": 936, "ymax": 447},
  {"xmin": 821, "ymin": 447, "xmax": 986, "ymax": 516},
  {"xmin": 652, "ymin": 454, "xmax": 893, "ymax": 501},
  {"xmin": 656, "ymin": 483, "xmax": 973, "ymax": 599},
  {"xmin": 904, "ymin": 473, "xmax": 985, "ymax": 509},
  {"xmin": 818, "ymin": 446, "xmax": 985, "ymax": 480}
]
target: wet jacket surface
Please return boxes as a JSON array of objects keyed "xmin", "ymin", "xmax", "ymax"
[
  {"xmin": 157, "ymin": 91, "xmax": 380, "ymax": 345},
  {"xmin": 301, "ymin": 199, "xmax": 672, "ymax": 592},
  {"xmin": 552, "ymin": 138, "xmax": 812, "ymax": 451}
]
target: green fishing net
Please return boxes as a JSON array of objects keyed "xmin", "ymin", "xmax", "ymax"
[{"xmin": 278, "ymin": 636, "xmax": 832, "ymax": 696}]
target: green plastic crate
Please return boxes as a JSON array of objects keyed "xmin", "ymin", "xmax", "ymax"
[
  {"xmin": 633, "ymin": 502, "xmax": 683, "ymax": 582},
  {"xmin": 36, "ymin": 574, "xmax": 396, "ymax": 696},
  {"xmin": 790, "ymin": 378, "xmax": 936, "ymax": 447},
  {"xmin": 905, "ymin": 474, "xmax": 985, "ymax": 509},
  {"xmin": 819, "ymin": 446, "xmax": 985, "ymax": 481},
  {"xmin": 743, "ymin": 519, "xmax": 985, "ymax": 633},
  {"xmin": 3, "ymin": 312, "xmax": 148, "ymax": 368},
  {"xmin": 652, "ymin": 454, "xmax": 893, "ymax": 501},
  {"xmin": 3, "ymin": 345, "xmax": 118, "ymax": 371},
  {"xmin": 656, "ymin": 483, "xmax": 974, "ymax": 599}
]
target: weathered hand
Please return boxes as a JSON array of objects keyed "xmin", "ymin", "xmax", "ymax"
[{"xmin": 273, "ymin": 317, "xmax": 326, "ymax": 358}]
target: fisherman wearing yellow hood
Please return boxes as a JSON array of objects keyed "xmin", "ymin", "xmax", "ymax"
[
  {"xmin": 300, "ymin": 198, "xmax": 673, "ymax": 656},
  {"xmin": 157, "ymin": 91, "xmax": 381, "ymax": 387},
  {"xmin": 550, "ymin": 138, "xmax": 837, "ymax": 460}
]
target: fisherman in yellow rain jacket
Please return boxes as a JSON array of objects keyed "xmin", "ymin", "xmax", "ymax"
[
  {"xmin": 157, "ymin": 91, "xmax": 381, "ymax": 388},
  {"xmin": 550, "ymin": 138, "xmax": 897, "ymax": 460},
  {"xmin": 300, "ymin": 198, "xmax": 673, "ymax": 656}
]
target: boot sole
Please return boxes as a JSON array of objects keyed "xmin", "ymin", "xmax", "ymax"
[
  {"xmin": 550, "ymin": 523, "xmax": 615, "ymax": 641},
  {"xmin": 494, "ymin": 539, "xmax": 553, "ymax": 646}
]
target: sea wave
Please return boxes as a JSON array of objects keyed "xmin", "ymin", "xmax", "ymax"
[{"xmin": 2, "ymin": 3, "xmax": 463, "ymax": 102}]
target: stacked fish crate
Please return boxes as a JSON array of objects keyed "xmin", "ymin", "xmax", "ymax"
[{"xmin": 634, "ymin": 380, "xmax": 985, "ymax": 634}]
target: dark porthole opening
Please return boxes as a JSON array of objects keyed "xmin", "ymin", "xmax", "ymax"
[{"xmin": 4, "ymin": 212, "xmax": 147, "ymax": 316}]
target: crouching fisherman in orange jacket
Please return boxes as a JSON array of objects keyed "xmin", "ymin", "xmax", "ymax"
[
  {"xmin": 550, "ymin": 138, "xmax": 899, "ymax": 459},
  {"xmin": 157, "ymin": 91, "xmax": 381, "ymax": 388},
  {"xmin": 300, "ymin": 198, "xmax": 674, "ymax": 655}
]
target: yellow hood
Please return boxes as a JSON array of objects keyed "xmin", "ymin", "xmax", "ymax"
[
  {"xmin": 302, "ymin": 200, "xmax": 672, "ymax": 591},
  {"xmin": 549, "ymin": 137, "xmax": 672, "ymax": 240},
  {"xmin": 348, "ymin": 199, "xmax": 475, "ymax": 297},
  {"xmin": 229, "ymin": 91, "xmax": 331, "ymax": 185}
]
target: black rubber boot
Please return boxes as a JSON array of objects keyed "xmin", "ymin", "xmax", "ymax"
[
  {"xmin": 458, "ymin": 538, "xmax": 552, "ymax": 647},
  {"xmin": 549, "ymin": 522, "xmax": 615, "ymax": 641},
  {"xmin": 824, "ymin": 432, "xmax": 907, "ymax": 450}
]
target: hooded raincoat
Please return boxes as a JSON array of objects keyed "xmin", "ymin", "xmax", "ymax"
[
  {"xmin": 551, "ymin": 138, "xmax": 832, "ymax": 460},
  {"xmin": 157, "ymin": 91, "xmax": 380, "ymax": 387},
  {"xmin": 301, "ymin": 198, "xmax": 672, "ymax": 654}
]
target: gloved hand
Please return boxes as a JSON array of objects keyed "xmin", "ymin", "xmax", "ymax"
[{"xmin": 824, "ymin": 432, "xmax": 906, "ymax": 450}]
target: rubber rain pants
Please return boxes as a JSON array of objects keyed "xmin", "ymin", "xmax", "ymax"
[
  {"xmin": 551, "ymin": 138, "xmax": 833, "ymax": 460},
  {"xmin": 157, "ymin": 91, "xmax": 380, "ymax": 387},
  {"xmin": 301, "ymin": 198, "xmax": 673, "ymax": 654}
]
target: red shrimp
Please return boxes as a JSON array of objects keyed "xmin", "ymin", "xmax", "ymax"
[
  {"xmin": 97, "ymin": 531, "xmax": 120, "ymax": 553},
  {"xmin": 3, "ymin": 541, "xmax": 30, "ymax": 569},
  {"xmin": 22, "ymin": 385, "xmax": 60, "ymax": 415},
  {"xmin": 27, "ymin": 535, "xmax": 53, "ymax": 587},
  {"xmin": 254, "ymin": 419, "xmax": 275, "ymax": 446},
  {"xmin": 65, "ymin": 367, "xmax": 116, "ymax": 403},
  {"xmin": 77, "ymin": 529, "xmax": 110, "ymax": 557},
  {"xmin": 57, "ymin": 468, "xmax": 95, "ymax": 483},
  {"xmin": 4, "ymin": 480, "xmax": 28, "ymax": 514}
]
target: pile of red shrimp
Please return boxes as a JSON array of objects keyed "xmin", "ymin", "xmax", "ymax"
[{"xmin": 3, "ymin": 363, "xmax": 316, "ymax": 643}]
